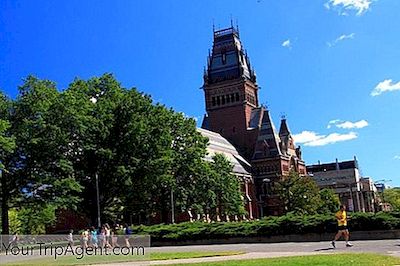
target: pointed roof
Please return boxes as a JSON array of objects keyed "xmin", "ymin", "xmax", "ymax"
[
  {"xmin": 201, "ymin": 114, "xmax": 210, "ymax": 130},
  {"xmin": 279, "ymin": 117, "xmax": 291, "ymax": 137},
  {"xmin": 248, "ymin": 107, "xmax": 263, "ymax": 129},
  {"xmin": 252, "ymin": 107, "xmax": 282, "ymax": 160},
  {"xmin": 204, "ymin": 26, "xmax": 256, "ymax": 85}
]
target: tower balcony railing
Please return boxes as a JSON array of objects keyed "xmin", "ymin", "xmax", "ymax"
[{"xmin": 214, "ymin": 27, "xmax": 238, "ymax": 38}]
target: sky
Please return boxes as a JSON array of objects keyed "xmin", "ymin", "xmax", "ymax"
[{"xmin": 1, "ymin": 0, "xmax": 399, "ymax": 186}]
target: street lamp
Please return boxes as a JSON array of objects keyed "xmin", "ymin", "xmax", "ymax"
[
  {"xmin": 95, "ymin": 172, "xmax": 101, "ymax": 228},
  {"xmin": 170, "ymin": 187, "xmax": 175, "ymax": 224},
  {"xmin": 90, "ymin": 96, "xmax": 101, "ymax": 228}
]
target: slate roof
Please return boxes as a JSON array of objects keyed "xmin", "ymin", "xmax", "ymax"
[
  {"xmin": 204, "ymin": 27, "xmax": 256, "ymax": 85},
  {"xmin": 252, "ymin": 108, "xmax": 282, "ymax": 160},
  {"xmin": 197, "ymin": 128, "xmax": 251, "ymax": 176}
]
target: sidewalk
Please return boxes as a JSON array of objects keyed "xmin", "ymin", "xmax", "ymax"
[{"xmin": 93, "ymin": 240, "xmax": 400, "ymax": 266}]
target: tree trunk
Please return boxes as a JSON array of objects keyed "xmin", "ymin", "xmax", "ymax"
[{"xmin": 1, "ymin": 171, "xmax": 10, "ymax": 235}]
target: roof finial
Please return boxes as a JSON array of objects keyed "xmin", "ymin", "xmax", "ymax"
[
  {"xmin": 262, "ymin": 101, "xmax": 269, "ymax": 110},
  {"xmin": 236, "ymin": 19, "xmax": 240, "ymax": 35},
  {"xmin": 212, "ymin": 18, "xmax": 215, "ymax": 33},
  {"xmin": 230, "ymin": 14, "xmax": 234, "ymax": 28},
  {"xmin": 280, "ymin": 112, "xmax": 287, "ymax": 120}
]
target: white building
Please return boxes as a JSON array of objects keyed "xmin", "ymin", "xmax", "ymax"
[{"xmin": 307, "ymin": 157, "xmax": 378, "ymax": 212}]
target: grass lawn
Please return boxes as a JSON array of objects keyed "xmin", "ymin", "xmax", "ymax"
[
  {"xmin": 2, "ymin": 251, "xmax": 243, "ymax": 265},
  {"xmin": 170, "ymin": 253, "xmax": 400, "ymax": 266}
]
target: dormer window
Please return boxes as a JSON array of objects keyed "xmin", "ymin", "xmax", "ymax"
[{"xmin": 221, "ymin": 51, "xmax": 227, "ymax": 65}]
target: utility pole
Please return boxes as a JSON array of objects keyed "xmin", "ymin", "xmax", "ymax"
[{"xmin": 95, "ymin": 172, "xmax": 101, "ymax": 228}]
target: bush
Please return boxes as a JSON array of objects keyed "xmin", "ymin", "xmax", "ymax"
[{"xmin": 131, "ymin": 212, "xmax": 400, "ymax": 242}]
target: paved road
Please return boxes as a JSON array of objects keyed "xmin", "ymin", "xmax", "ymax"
[
  {"xmin": 95, "ymin": 239, "xmax": 400, "ymax": 265},
  {"xmin": 150, "ymin": 239, "xmax": 400, "ymax": 256}
]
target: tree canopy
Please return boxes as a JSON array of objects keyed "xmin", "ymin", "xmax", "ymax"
[
  {"xmin": 383, "ymin": 188, "xmax": 400, "ymax": 211},
  {"xmin": 276, "ymin": 171, "xmax": 340, "ymax": 215},
  {"xmin": 1, "ymin": 74, "xmax": 247, "ymax": 233}
]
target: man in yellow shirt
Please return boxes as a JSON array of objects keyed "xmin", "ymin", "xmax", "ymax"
[{"xmin": 331, "ymin": 205, "xmax": 353, "ymax": 248}]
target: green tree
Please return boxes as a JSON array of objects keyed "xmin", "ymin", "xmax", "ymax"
[
  {"xmin": 318, "ymin": 188, "xmax": 340, "ymax": 214},
  {"xmin": 276, "ymin": 171, "xmax": 322, "ymax": 214},
  {"xmin": 8, "ymin": 205, "xmax": 56, "ymax": 234},
  {"xmin": 1, "ymin": 77, "xmax": 82, "ymax": 234},
  {"xmin": 210, "ymin": 154, "xmax": 245, "ymax": 218},
  {"xmin": 1, "ymin": 73, "xmax": 245, "ymax": 230},
  {"xmin": 0, "ymin": 91, "xmax": 16, "ymax": 234},
  {"xmin": 187, "ymin": 154, "xmax": 246, "ymax": 220},
  {"xmin": 58, "ymin": 74, "xmax": 209, "ymax": 224},
  {"xmin": 383, "ymin": 188, "xmax": 400, "ymax": 211}
]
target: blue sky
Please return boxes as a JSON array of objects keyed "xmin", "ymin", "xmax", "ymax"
[{"xmin": 1, "ymin": 0, "xmax": 399, "ymax": 186}]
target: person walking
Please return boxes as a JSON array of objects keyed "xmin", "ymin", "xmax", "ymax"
[
  {"xmin": 104, "ymin": 223, "xmax": 111, "ymax": 248},
  {"xmin": 90, "ymin": 226, "xmax": 98, "ymax": 248},
  {"xmin": 331, "ymin": 205, "xmax": 353, "ymax": 248},
  {"xmin": 68, "ymin": 229, "xmax": 74, "ymax": 247},
  {"xmin": 81, "ymin": 228, "xmax": 89, "ymax": 249},
  {"xmin": 124, "ymin": 223, "xmax": 132, "ymax": 247}
]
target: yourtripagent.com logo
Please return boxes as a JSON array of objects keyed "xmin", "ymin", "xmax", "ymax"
[{"xmin": 0, "ymin": 234, "xmax": 150, "ymax": 265}]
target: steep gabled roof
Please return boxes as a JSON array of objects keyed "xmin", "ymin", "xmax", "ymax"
[
  {"xmin": 252, "ymin": 107, "xmax": 282, "ymax": 160},
  {"xmin": 248, "ymin": 107, "xmax": 263, "ymax": 129},
  {"xmin": 279, "ymin": 118, "xmax": 291, "ymax": 137}
]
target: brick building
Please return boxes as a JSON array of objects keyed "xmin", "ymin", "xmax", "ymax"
[{"xmin": 201, "ymin": 26, "xmax": 306, "ymax": 217}]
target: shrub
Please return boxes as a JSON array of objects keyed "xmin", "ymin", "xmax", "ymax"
[{"xmin": 131, "ymin": 212, "xmax": 400, "ymax": 242}]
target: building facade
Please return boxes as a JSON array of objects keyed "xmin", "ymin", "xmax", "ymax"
[
  {"xmin": 307, "ymin": 157, "xmax": 378, "ymax": 212},
  {"xmin": 198, "ymin": 128, "xmax": 257, "ymax": 220},
  {"xmin": 201, "ymin": 26, "xmax": 306, "ymax": 217}
]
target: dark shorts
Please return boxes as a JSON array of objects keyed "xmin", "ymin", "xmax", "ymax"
[{"xmin": 337, "ymin": 225, "xmax": 348, "ymax": 231}]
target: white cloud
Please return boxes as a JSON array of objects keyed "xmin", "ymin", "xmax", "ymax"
[
  {"xmin": 371, "ymin": 79, "xmax": 400, "ymax": 96},
  {"xmin": 292, "ymin": 131, "xmax": 322, "ymax": 144},
  {"xmin": 394, "ymin": 155, "xmax": 400, "ymax": 160},
  {"xmin": 328, "ymin": 119, "xmax": 341, "ymax": 126},
  {"xmin": 282, "ymin": 39, "xmax": 292, "ymax": 49},
  {"xmin": 325, "ymin": 0, "xmax": 373, "ymax": 16},
  {"xmin": 327, "ymin": 33, "xmax": 355, "ymax": 47},
  {"xmin": 327, "ymin": 119, "xmax": 368, "ymax": 129},
  {"xmin": 293, "ymin": 131, "xmax": 358, "ymax": 147}
]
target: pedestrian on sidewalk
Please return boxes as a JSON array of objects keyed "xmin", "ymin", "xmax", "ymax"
[
  {"xmin": 68, "ymin": 229, "xmax": 74, "ymax": 247},
  {"xmin": 331, "ymin": 205, "xmax": 353, "ymax": 248}
]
